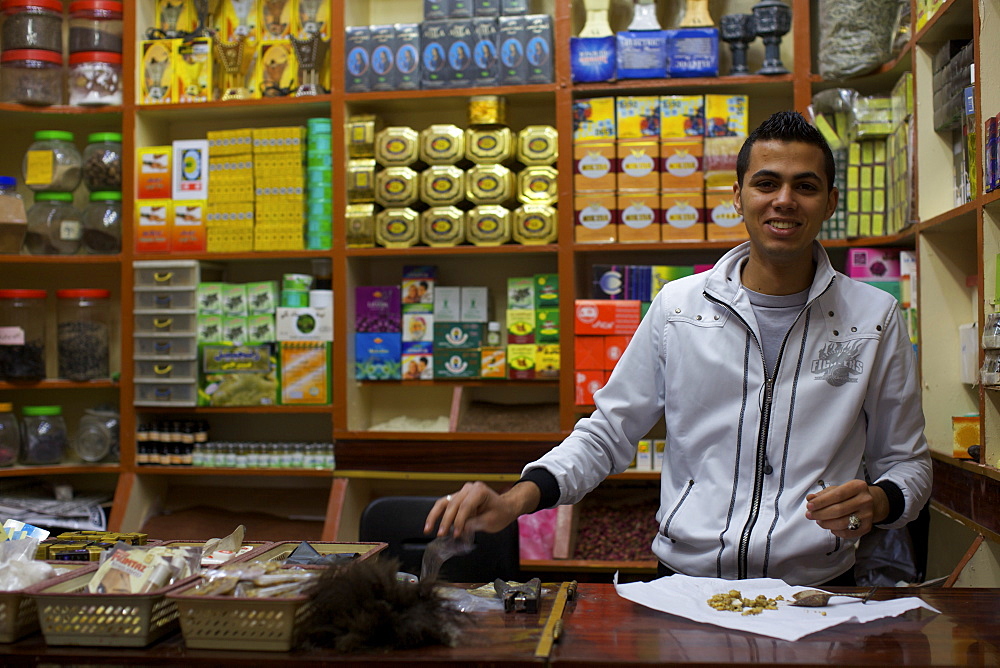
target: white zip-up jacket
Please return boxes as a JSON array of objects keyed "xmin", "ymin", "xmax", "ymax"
[{"xmin": 525, "ymin": 241, "xmax": 931, "ymax": 585}]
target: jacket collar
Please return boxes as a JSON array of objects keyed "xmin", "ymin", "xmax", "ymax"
[{"xmin": 704, "ymin": 240, "xmax": 837, "ymax": 306}]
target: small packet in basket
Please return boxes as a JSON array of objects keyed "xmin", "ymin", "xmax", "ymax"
[{"xmin": 88, "ymin": 543, "xmax": 201, "ymax": 594}]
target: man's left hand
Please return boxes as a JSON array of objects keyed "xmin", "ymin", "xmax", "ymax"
[{"xmin": 805, "ymin": 479, "xmax": 889, "ymax": 539}]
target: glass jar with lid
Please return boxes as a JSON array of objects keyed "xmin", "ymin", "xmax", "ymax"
[
  {"xmin": 72, "ymin": 405, "xmax": 119, "ymax": 463},
  {"xmin": 0, "ymin": 402, "xmax": 18, "ymax": 466},
  {"xmin": 0, "ymin": 175, "xmax": 27, "ymax": 252},
  {"xmin": 81, "ymin": 190, "xmax": 120, "ymax": 253},
  {"xmin": 20, "ymin": 404, "xmax": 66, "ymax": 464},
  {"xmin": 68, "ymin": 51, "xmax": 122, "ymax": 106},
  {"xmin": 0, "ymin": 49, "xmax": 63, "ymax": 105},
  {"xmin": 68, "ymin": 1, "xmax": 122, "ymax": 53},
  {"xmin": 26, "ymin": 192, "xmax": 82, "ymax": 254},
  {"xmin": 1, "ymin": 0, "xmax": 64, "ymax": 52},
  {"xmin": 56, "ymin": 288, "xmax": 110, "ymax": 381},
  {"xmin": 82, "ymin": 132, "xmax": 122, "ymax": 190},
  {"xmin": 23, "ymin": 131, "xmax": 83, "ymax": 192},
  {"xmin": 0, "ymin": 289, "xmax": 46, "ymax": 380}
]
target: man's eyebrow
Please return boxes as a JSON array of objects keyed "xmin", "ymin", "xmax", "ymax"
[{"xmin": 750, "ymin": 169, "xmax": 823, "ymax": 182}]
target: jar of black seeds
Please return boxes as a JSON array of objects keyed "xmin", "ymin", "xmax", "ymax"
[
  {"xmin": 1, "ymin": 0, "xmax": 64, "ymax": 53},
  {"xmin": 56, "ymin": 288, "xmax": 110, "ymax": 381},
  {"xmin": 82, "ymin": 132, "xmax": 122, "ymax": 190},
  {"xmin": 20, "ymin": 404, "xmax": 66, "ymax": 464},
  {"xmin": 68, "ymin": 0, "xmax": 122, "ymax": 54},
  {"xmin": 0, "ymin": 288, "xmax": 46, "ymax": 380},
  {"xmin": 81, "ymin": 190, "xmax": 121, "ymax": 253}
]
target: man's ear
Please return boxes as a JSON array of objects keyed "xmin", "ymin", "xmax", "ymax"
[
  {"xmin": 824, "ymin": 186, "xmax": 839, "ymax": 220},
  {"xmin": 733, "ymin": 180, "xmax": 743, "ymax": 215}
]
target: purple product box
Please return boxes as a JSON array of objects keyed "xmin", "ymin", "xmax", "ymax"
[
  {"xmin": 355, "ymin": 333, "xmax": 402, "ymax": 380},
  {"xmin": 845, "ymin": 248, "xmax": 902, "ymax": 281},
  {"xmin": 421, "ymin": 20, "xmax": 449, "ymax": 89},
  {"xmin": 498, "ymin": 16, "xmax": 526, "ymax": 85},
  {"xmin": 395, "ymin": 23, "xmax": 421, "ymax": 90},
  {"xmin": 425, "ymin": 0, "xmax": 449, "ymax": 20},
  {"xmin": 345, "ymin": 26, "xmax": 372, "ymax": 93},
  {"xmin": 472, "ymin": 18, "xmax": 499, "ymax": 86},
  {"xmin": 447, "ymin": 19, "xmax": 475, "ymax": 88},
  {"xmin": 524, "ymin": 15, "xmax": 553, "ymax": 84},
  {"xmin": 355, "ymin": 286, "xmax": 401, "ymax": 333},
  {"xmin": 371, "ymin": 25, "xmax": 397, "ymax": 91}
]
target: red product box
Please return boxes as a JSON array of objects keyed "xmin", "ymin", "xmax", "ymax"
[
  {"xmin": 575, "ymin": 335, "xmax": 605, "ymax": 370},
  {"xmin": 604, "ymin": 335, "xmax": 631, "ymax": 370},
  {"xmin": 575, "ymin": 370, "xmax": 605, "ymax": 405},
  {"xmin": 574, "ymin": 300, "xmax": 642, "ymax": 336}
]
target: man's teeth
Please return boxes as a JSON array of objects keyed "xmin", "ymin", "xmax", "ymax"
[{"xmin": 769, "ymin": 221, "xmax": 797, "ymax": 229}]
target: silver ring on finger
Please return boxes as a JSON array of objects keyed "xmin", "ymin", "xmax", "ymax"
[
  {"xmin": 446, "ymin": 494, "xmax": 453, "ymax": 502},
  {"xmin": 847, "ymin": 513, "xmax": 861, "ymax": 531}
]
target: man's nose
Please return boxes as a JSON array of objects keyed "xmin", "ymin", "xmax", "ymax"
[{"xmin": 772, "ymin": 183, "xmax": 796, "ymax": 208}]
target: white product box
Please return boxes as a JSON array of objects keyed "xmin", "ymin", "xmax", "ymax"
[
  {"xmin": 172, "ymin": 139, "xmax": 210, "ymax": 200},
  {"xmin": 275, "ymin": 306, "xmax": 334, "ymax": 341},
  {"xmin": 461, "ymin": 286, "xmax": 489, "ymax": 322},
  {"xmin": 434, "ymin": 287, "xmax": 461, "ymax": 320}
]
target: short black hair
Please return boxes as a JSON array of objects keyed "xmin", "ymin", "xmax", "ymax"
[{"xmin": 736, "ymin": 111, "xmax": 836, "ymax": 191}]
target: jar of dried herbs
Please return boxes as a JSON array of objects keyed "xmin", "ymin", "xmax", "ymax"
[
  {"xmin": 82, "ymin": 132, "xmax": 121, "ymax": 190},
  {"xmin": 56, "ymin": 288, "xmax": 110, "ymax": 381},
  {"xmin": 81, "ymin": 190, "xmax": 120, "ymax": 253},
  {"xmin": 0, "ymin": 49, "xmax": 63, "ymax": 105},
  {"xmin": 68, "ymin": 50, "xmax": 121, "ymax": 106},
  {"xmin": 23, "ymin": 131, "xmax": 82, "ymax": 192},
  {"xmin": 19, "ymin": 404, "xmax": 66, "ymax": 465},
  {"xmin": 1, "ymin": 0, "xmax": 64, "ymax": 53},
  {"xmin": 68, "ymin": 0, "xmax": 122, "ymax": 54},
  {"xmin": 25, "ymin": 192, "xmax": 82, "ymax": 254},
  {"xmin": 0, "ymin": 289, "xmax": 46, "ymax": 380}
]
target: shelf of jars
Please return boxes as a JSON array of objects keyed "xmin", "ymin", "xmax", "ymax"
[
  {"xmin": 0, "ymin": 379, "xmax": 117, "ymax": 390},
  {"xmin": 0, "ymin": 255, "xmax": 121, "ymax": 264},
  {"xmin": 133, "ymin": 465, "xmax": 334, "ymax": 478},
  {"xmin": 135, "ymin": 405, "xmax": 333, "ymax": 414},
  {"xmin": 346, "ymin": 83, "xmax": 559, "ymax": 103},
  {"xmin": 345, "ymin": 244, "xmax": 560, "ymax": 257},
  {"xmin": 132, "ymin": 250, "xmax": 333, "ymax": 262},
  {"xmin": 0, "ymin": 463, "xmax": 120, "ymax": 477}
]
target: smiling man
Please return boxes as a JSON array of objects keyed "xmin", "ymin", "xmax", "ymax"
[{"xmin": 427, "ymin": 111, "xmax": 931, "ymax": 587}]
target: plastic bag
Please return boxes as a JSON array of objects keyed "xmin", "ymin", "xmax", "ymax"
[
  {"xmin": 854, "ymin": 526, "xmax": 919, "ymax": 587},
  {"xmin": 818, "ymin": 0, "xmax": 905, "ymax": 80},
  {"xmin": 0, "ymin": 537, "xmax": 55, "ymax": 591}
]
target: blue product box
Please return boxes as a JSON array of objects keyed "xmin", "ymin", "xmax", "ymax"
[
  {"xmin": 355, "ymin": 332, "xmax": 402, "ymax": 380},
  {"xmin": 474, "ymin": 0, "xmax": 499, "ymax": 17},
  {"xmin": 421, "ymin": 20, "xmax": 449, "ymax": 88},
  {"xmin": 498, "ymin": 15, "xmax": 526, "ymax": 85},
  {"xmin": 450, "ymin": 0, "xmax": 472, "ymax": 18},
  {"xmin": 345, "ymin": 26, "xmax": 372, "ymax": 92},
  {"xmin": 500, "ymin": 0, "xmax": 527, "ymax": 14},
  {"xmin": 524, "ymin": 14, "xmax": 553, "ymax": 84},
  {"xmin": 425, "ymin": 0, "xmax": 449, "ymax": 20},
  {"xmin": 472, "ymin": 17, "xmax": 499, "ymax": 86},
  {"xmin": 402, "ymin": 341, "xmax": 434, "ymax": 379},
  {"xmin": 371, "ymin": 24, "xmax": 397, "ymax": 91},
  {"xmin": 571, "ymin": 36, "xmax": 615, "ymax": 82},
  {"xmin": 616, "ymin": 30, "xmax": 667, "ymax": 79},
  {"xmin": 395, "ymin": 23, "xmax": 421, "ymax": 90},
  {"xmin": 447, "ymin": 18, "xmax": 475, "ymax": 88},
  {"xmin": 664, "ymin": 28, "xmax": 718, "ymax": 78}
]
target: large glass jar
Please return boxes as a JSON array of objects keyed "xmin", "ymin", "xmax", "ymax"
[
  {"xmin": 56, "ymin": 288, "xmax": 110, "ymax": 380},
  {"xmin": 0, "ymin": 289, "xmax": 46, "ymax": 380},
  {"xmin": 0, "ymin": 48, "xmax": 62, "ymax": 105},
  {"xmin": 72, "ymin": 405, "xmax": 118, "ymax": 462},
  {"xmin": 68, "ymin": 51, "xmax": 121, "ymax": 106},
  {"xmin": 81, "ymin": 190, "xmax": 120, "ymax": 253},
  {"xmin": 82, "ymin": 132, "xmax": 121, "ymax": 190},
  {"xmin": 23, "ymin": 131, "xmax": 82, "ymax": 192},
  {"xmin": 25, "ymin": 192, "xmax": 82, "ymax": 254},
  {"xmin": 68, "ymin": 0, "xmax": 122, "ymax": 53},
  {"xmin": 0, "ymin": 175, "xmax": 27, "ymax": 253},
  {"xmin": 1, "ymin": 0, "xmax": 63, "ymax": 52},
  {"xmin": 0, "ymin": 402, "xmax": 18, "ymax": 466},
  {"xmin": 19, "ymin": 404, "xmax": 66, "ymax": 465}
]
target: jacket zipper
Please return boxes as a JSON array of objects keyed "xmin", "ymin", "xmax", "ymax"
[
  {"xmin": 704, "ymin": 278, "xmax": 834, "ymax": 578},
  {"xmin": 662, "ymin": 479, "xmax": 695, "ymax": 541}
]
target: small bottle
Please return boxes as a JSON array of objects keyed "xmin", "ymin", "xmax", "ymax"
[
  {"xmin": 628, "ymin": 0, "xmax": 661, "ymax": 30},
  {"xmin": 192, "ymin": 440, "xmax": 205, "ymax": 467},
  {"xmin": 290, "ymin": 443, "xmax": 305, "ymax": 468},
  {"xmin": 486, "ymin": 321, "xmax": 502, "ymax": 346},
  {"xmin": 579, "ymin": 0, "xmax": 613, "ymax": 37}
]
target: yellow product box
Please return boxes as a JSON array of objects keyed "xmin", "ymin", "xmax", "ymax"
[
  {"xmin": 135, "ymin": 200, "xmax": 173, "ymax": 253},
  {"xmin": 208, "ymin": 155, "xmax": 255, "ymax": 202},
  {"xmin": 280, "ymin": 341, "xmax": 331, "ymax": 405},
  {"xmin": 659, "ymin": 95, "xmax": 705, "ymax": 138},
  {"xmin": 573, "ymin": 141, "xmax": 616, "ymax": 193},
  {"xmin": 507, "ymin": 309, "xmax": 535, "ymax": 344},
  {"xmin": 207, "ymin": 221, "xmax": 254, "ymax": 252},
  {"xmin": 636, "ymin": 439, "xmax": 652, "ymax": 470},
  {"xmin": 256, "ymin": 40, "xmax": 297, "ymax": 98},
  {"xmin": 574, "ymin": 192, "xmax": 617, "ymax": 244},
  {"xmin": 216, "ymin": 0, "xmax": 260, "ymax": 41},
  {"xmin": 615, "ymin": 96, "xmax": 660, "ymax": 139},
  {"xmin": 705, "ymin": 94, "xmax": 748, "ymax": 136},
  {"xmin": 705, "ymin": 189, "xmax": 747, "ymax": 242},
  {"xmin": 207, "ymin": 129, "xmax": 254, "ymax": 156},
  {"xmin": 252, "ymin": 126, "xmax": 307, "ymax": 153},
  {"xmin": 136, "ymin": 146, "xmax": 172, "ymax": 200},
  {"xmin": 139, "ymin": 39, "xmax": 179, "ymax": 104},
  {"xmin": 703, "ymin": 136, "xmax": 742, "ymax": 176},
  {"xmin": 255, "ymin": 223, "xmax": 304, "ymax": 251},
  {"xmin": 176, "ymin": 37, "xmax": 212, "ymax": 103},
  {"xmin": 507, "ymin": 343, "xmax": 536, "ymax": 380},
  {"xmin": 953, "ymin": 414, "xmax": 981, "ymax": 459},
  {"xmin": 572, "ymin": 97, "xmax": 617, "ymax": 142},
  {"xmin": 481, "ymin": 347, "xmax": 506, "ymax": 378},
  {"xmin": 617, "ymin": 192, "xmax": 660, "ymax": 243},
  {"xmin": 535, "ymin": 344, "xmax": 560, "ymax": 379},
  {"xmin": 345, "ymin": 114, "xmax": 379, "ymax": 159},
  {"xmin": 156, "ymin": 0, "xmax": 196, "ymax": 35},
  {"xmin": 172, "ymin": 200, "xmax": 207, "ymax": 253},
  {"xmin": 207, "ymin": 201, "xmax": 255, "ymax": 227},
  {"xmin": 294, "ymin": 0, "xmax": 330, "ymax": 39},
  {"xmin": 660, "ymin": 139, "xmax": 703, "ymax": 190},
  {"xmin": 260, "ymin": 0, "xmax": 294, "ymax": 39},
  {"xmin": 661, "ymin": 191, "xmax": 705, "ymax": 242},
  {"xmin": 616, "ymin": 139, "xmax": 658, "ymax": 191}
]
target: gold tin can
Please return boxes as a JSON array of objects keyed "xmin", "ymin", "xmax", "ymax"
[
  {"xmin": 517, "ymin": 125, "xmax": 559, "ymax": 165},
  {"xmin": 465, "ymin": 126, "xmax": 514, "ymax": 164},
  {"xmin": 345, "ymin": 114, "xmax": 378, "ymax": 159},
  {"xmin": 466, "ymin": 164, "xmax": 514, "ymax": 205},
  {"xmin": 375, "ymin": 126, "xmax": 419, "ymax": 167},
  {"xmin": 345, "ymin": 204, "xmax": 376, "ymax": 247},
  {"xmin": 420, "ymin": 124, "xmax": 465, "ymax": 164},
  {"xmin": 466, "ymin": 205, "xmax": 512, "ymax": 246},
  {"xmin": 421, "ymin": 206, "xmax": 466, "ymax": 247},
  {"xmin": 375, "ymin": 166, "xmax": 419, "ymax": 207},
  {"xmin": 376, "ymin": 207, "xmax": 420, "ymax": 248},
  {"xmin": 517, "ymin": 165, "xmax": 559, "ymax": 205},
  {"xmin": 468, "ymin": 95, "xmax": 507, "ymax": 125},
  {"xmin": 513, "ymin": 204, "xmax": 558, "ymax": 245},
  {"xmin": 347, "ymin": 159, "xmax": 376, "ymax": 203},
  {"xmin": 421, "ymin": 165, "xmax": 465, "ymax": 206}
]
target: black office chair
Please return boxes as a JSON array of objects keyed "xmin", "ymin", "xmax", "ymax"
[{"xmin": 358, "ymin": 495, "xmax": 520, "ymax": 583}]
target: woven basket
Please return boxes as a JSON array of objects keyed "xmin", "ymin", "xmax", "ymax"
[
  {"xmin": 0, "ymin": 562, "xmax": 95, "ymax": 644},
  {"xmin": 154, "ymin": 540, "xmax": 273, "ymax": 566}
]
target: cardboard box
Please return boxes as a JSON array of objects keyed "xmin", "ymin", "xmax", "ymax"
[
  {"xmin": 507, "ymin": 343, "xmax": 536, "ymax": 379},
  {"xmin": 845, "ymin": 248, "xmax": 901, "ymax": 280},
  {"xmin": 618, "ymin": 192, "xmax": 660, "ymax": 243},
  {"xmin": 498, "ymin": 16, "xmax": 526, "ymax": 85},
  {"xmin": 136, "ymin": 146, "xmax": 172, "ymax": 200},
  {"xmin": 279, "ymin": 342, "xmax": 330, "ymax": 404},
  {"xmin": 172, "ymin": 140, "xmax": 210, "ymax": 200},
  {"xmin": 574, "ymin": 193, "xmax": 617, "ymax": 243},
  {"xmin": 355, "ymin": 332, "xmax": 401, "ymax": 380},
  {"xmin": 952, "ymin": 414, "xmax": 980, "ymax": 460},
  {"xmin": 574, "ymin": 300, "xmax": 642, "ymax": 336},
  {"xmin": 276, "ymin": 306, "xmax": 333, "ymax": 341},
  {"xmin": 176, "ymin": 38, "xmax": 212, "ymax": 103},
  {"xmin": 660, "ymin": 139, "xmax": 703, "ymax": 190},
  {"xmin": 461, "ymin": 286, "xmax": 489, "ymax": 322},
  {"xmin": 197, "ymin": 283, "xmax": 223, "ymax": 315},
  {"xmin": 433, "ymin": 286, "xmax": 462, "ymax": 320},
  {"xmin": 395, "ymin": 23, "xmax": 421, "ymax": 90},
  {"xmin": 370, "ymin": 24, "xmax": 396, "ymax": 91},
  {"xmin": 535, "ymin": 309, "xmax": 559, "ymax": 343},
  {"xmin": 355, "ymin": 285, "xmax": 401, "ymax": 333},
  {"xmin": 139, "ymin": 39, "xmax": 178, "ymax": 104},
  {"xmin": 435, "ymin": 350, "xmax": 480, "ymax": 378},
  {"xmin": 705, "ymin": 189, "xmax": 746, "ymax": 241},
  {"xmin": 575, "ymin": 335, "xmax": 604, "ymax": 370},
  {"xmin": 171, "ymin": 201, "xmax": 206, "ymax": 252},
  {"xmin": 535, "ymin": 343, "xmax": 559, "ymax": 378},
  {"xmin": 471, "ymin": 17, "xmax": 499, "ymax": 86},
  {"xmin": 661, "ymin": 191, "xmax": 705, "ymax": 241},
  {"xmin": 402, "ymin": 265, "xmax": 436, "ymax": 312},
  {"xmin": 223, "ymin": 316, "xmax": 248, "ymax": 344},
  {"xmin": 247, "ymin": 282, "xmax": 279, "ymax": 315},
  {"xmin": 197, "ymin": 315, "xmax": 223, "ymax": 342},
  {"xmin": 636, "ymin": 439, "xmax": 653, "ymax": 470},
  {"xmin": 402, "ymin": 313, "xmax": 434, "ymax": 342},
  {"xmin": 604, "ymin": 335, "xmax": 630, "ymax": 370},
  {"xmin": 705, "ymin": 94, "xmax": 748, "ymax": 136},
  {"xmin": 402, "ymin": 342, "xmax": 434, "ymax": 379},
  {"xmin": 481, "ymin": 347, "xmax": 506, "ymax": 377},
  {"xmin": 573, "ymin": 141, "xmax": 616, "ymax": 193},
  {"xmin": 345, "ymin": 26, "xmax": 373, "ymax": 92},
  {"xmin": 575, "ymin": 369, "xmax": 604, "ymax": 404},
  {"xmin": 199, "ymin": 343, "xmax": 277, "ymax": 406},
  {"xmin": 507, "ymin": 309, "xmax": 535, "ymax": 344},
  {"xmin": 660, "ymin": 95, "xmax": 705, "ymax": 138},
  {"xmin": 135, "ymin": 200, "xmax": 172, "ymax": 253},
  {"xmin": 434, "ymin": 322, "xmax": 483, "ymax": 349},
  {"xmin": 446, "ymin": 18, "xmax": 475, "ymax": 88},
  {"xmin": 507, "ymin": 277, "xmax": 534, "ymax": 309},
  {"xmin": 617, "ymin": 140, "xmax": 659, "ymax": 191},
  {"xmin": 222, "ymin": 283, "xmax": 248, "ymax": 317},
  {"xmin": 0, "ymin": 189, "xmax": 27, "ymax": 252},
  {"xmin": 524, "ymin": 14, "xmax": 553, "ymax": 84},
  {"xmin": 420, "ymin": 20, "xmax": 448, "ymax": 88},
  {"xmin": 246, "ymin": 314, "xmax": 275, "ymax": 343}
]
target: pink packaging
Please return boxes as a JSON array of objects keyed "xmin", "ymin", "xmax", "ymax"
[
  {"xmin": 845, "ymin": 248, "xmax": 901, "ymax": 280},
  {"xmin": 518, "ymin": 508, "xmax": 558, "ymax": 560}
]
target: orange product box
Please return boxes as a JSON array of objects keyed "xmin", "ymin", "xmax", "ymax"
[
  {"xmin": 705, "ymin": 188, "xmax": 748, "ymax": 242},
  {"xmin": 574, "ymin": 335, "xmax": 604, "ymax": 370},
  {"xmin": 575, "ymin": 369, "xmax": 605, "ymax": 405},
  {"xmin": 135, "ymin": 199, "xmax": 173, "ymax": 253},
  {"xmin": 574, "ymin": 300, "xmax": 642, "ymax": 336},
  {"xmin": 604, "ymin": 335, "xmax": 631, "ymax": 370},
  {"xmin": 615, "ymin": 96, "xmax": 660, "ymax": 139},
  {"xmin": 481, "ymin": 347, "xmax": 506, "ymax": 378},
  {"xmin": 137, "ymin": 146, "xmax": 172, "ymax": 199},
  {"xmin": 617, "ymin": 140, "xmax": 658, "ymax": 191},
  {"xmin": 661, "ymin": 191, "xmax": 705, "ymax": 242},
  {"xmin": 574, "ymin": 193, "xmax": 617, "ymax": 244},
  {"xmin": 171, "ymin": 200, "xmax": 207, "ymax": 252},
  {"xmin": 573, "ymin": 141, "xmax": 616, "ymax": 193},
  {"xmin": 660, "ymin": 139, "xmax": 703, "ymax": 190},
  {"xmin": 660, "ymin": 94, "xmax": 705, "ymax": 138},
  {"xmin": 617, "ymin": 192, "xmax": 660, "ymax": 243}
]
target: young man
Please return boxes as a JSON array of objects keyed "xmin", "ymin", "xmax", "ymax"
[{"xmin": 425, "ymin": 111, "xmax": 931, "ymax": 586}]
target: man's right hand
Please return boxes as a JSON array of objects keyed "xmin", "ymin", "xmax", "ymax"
[{"xmin": 423, "ymin": 480, "xmax": 541, "ymax": 538}]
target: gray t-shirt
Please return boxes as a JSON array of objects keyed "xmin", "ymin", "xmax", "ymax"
[{"xmin": 744, "ymin": 286, "xmax": 810, "ymax": 377}]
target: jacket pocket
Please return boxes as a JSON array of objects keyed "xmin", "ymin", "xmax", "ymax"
[{"xmin": 659, "ymin": 479, "xmax": 695, "ymax": 542}]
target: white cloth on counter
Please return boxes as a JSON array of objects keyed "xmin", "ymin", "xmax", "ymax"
[{"xmin": 613, "ymin": 573, "xmax": 938, "ymax": 642}]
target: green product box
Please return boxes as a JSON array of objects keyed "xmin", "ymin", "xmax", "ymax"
[
  {"xmin": 434, "ymin": 350, "xmax": 481, "ymax": 378},
  {"xmin": 223, "ymin": 316, "xmax": 248, "ymax": 345},
  {"xmin": 535, "ymin": 309, "xmax": 560, "ymax": 343},
  {"xmin": 433, "ymin": 322, "xmax": 484, "ymax": 350},
  {"xmin": 247, "ymin": 314, "xmax": 276, "ymax": 343},
  {"xmin": 246, "ymin": 281, "xmax": 279, "ymax": 314},
  {"xmin": 197, "ymin": 282, "xmax": 224, "ymax": 314},
  {"xmin": 198, "ymin": 343, "xmax": 278, "ymax": 406},
  {"xmin": 197, "ymin": 315, "xmax": 223, "ymax": 342},
  {"xmin": 223, "ymin": 283, "xmax": 248, "ymax": 317},
  {"xmin": 507, "ymin": 277, "xmax": 535, "ymax": 309},
  {"xmin": 534, "ymin": 273, "xmax": 559, "ymax": 308}
]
